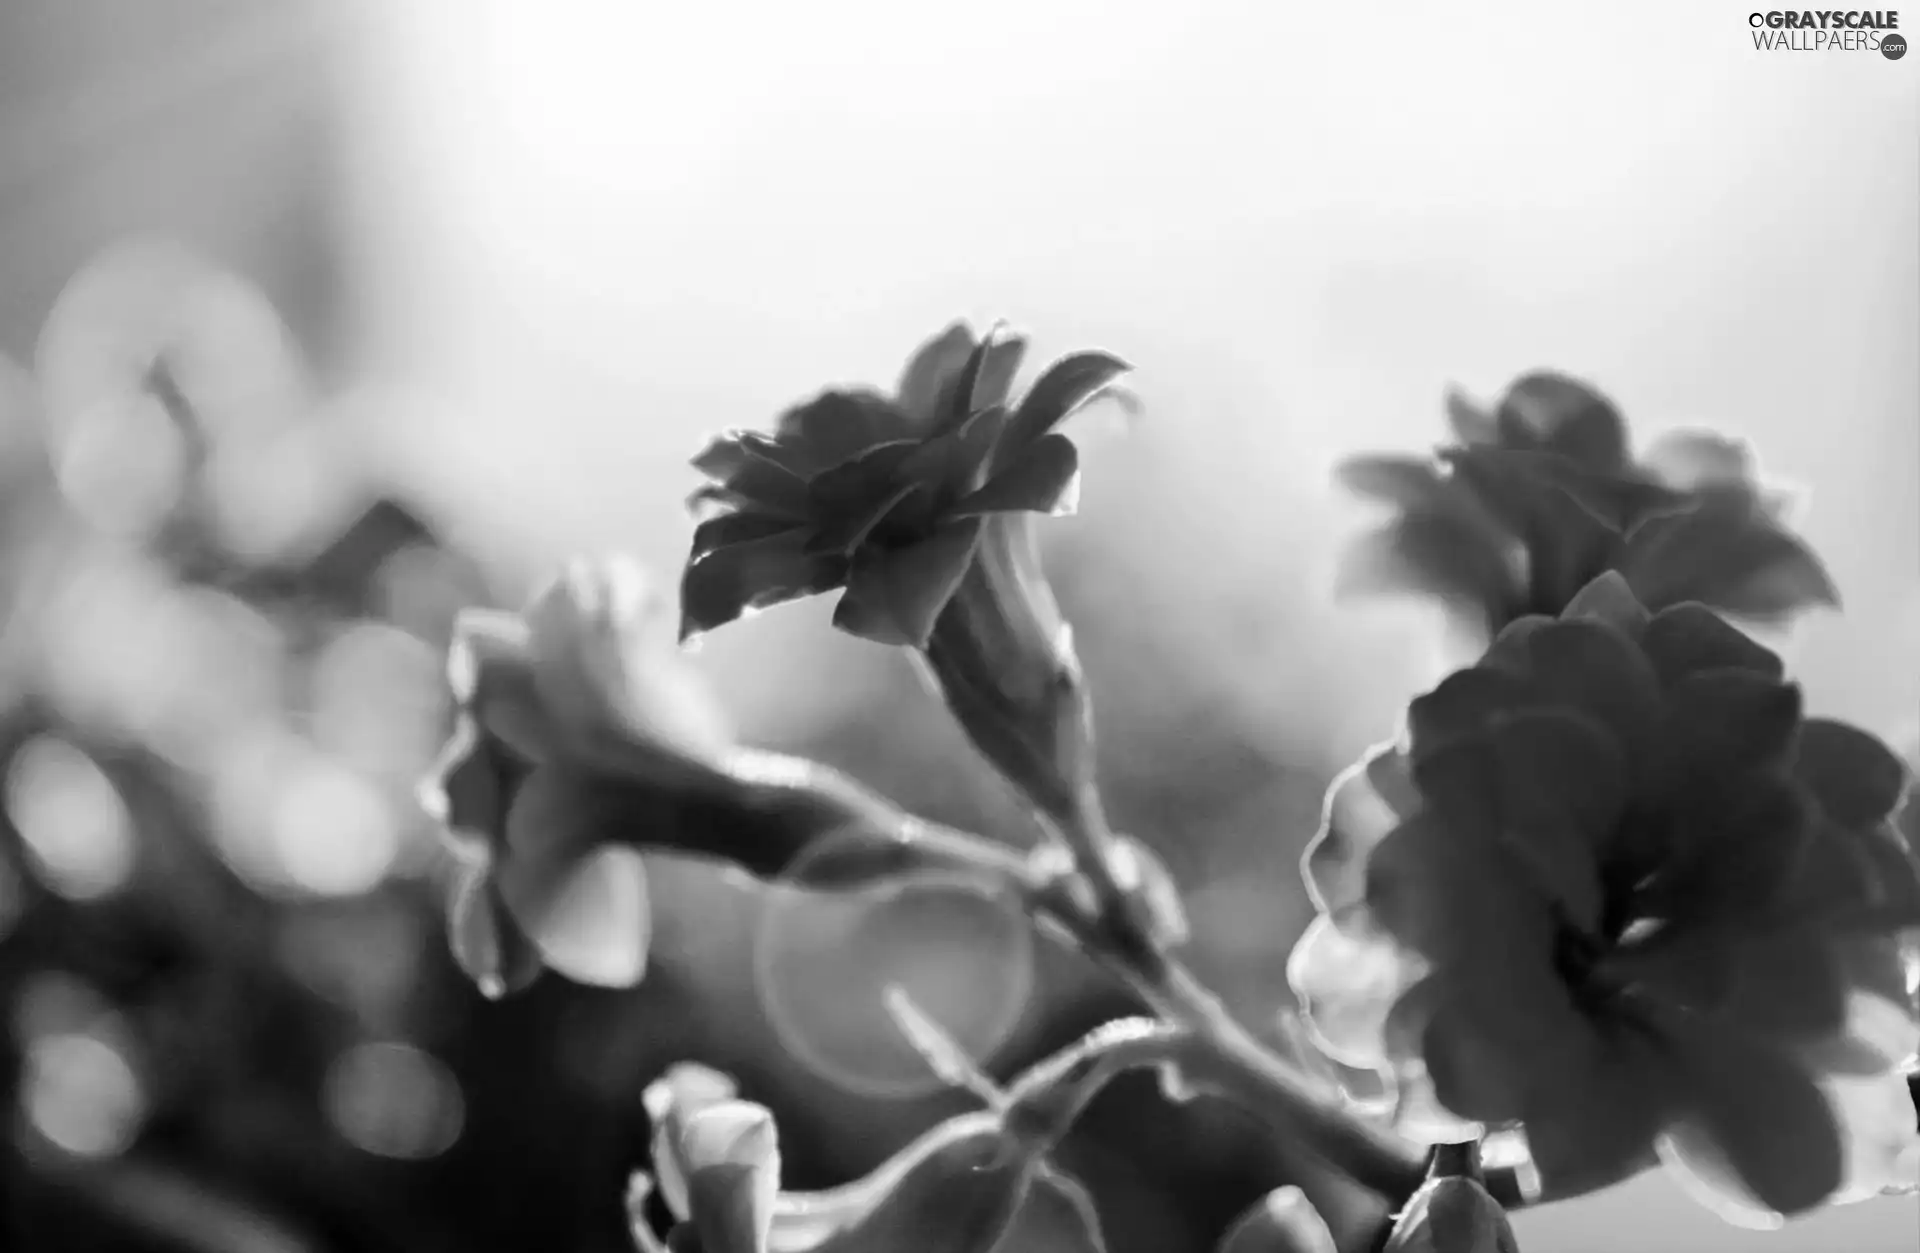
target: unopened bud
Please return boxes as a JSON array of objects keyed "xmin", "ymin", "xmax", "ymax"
[
  {"xmin": 1215, "ymin": 1186, "xmax": 1337, "ymax": 1253},
  {"xmin": 1383, "ymin": 1143, "xmax": 1520, "ymax": 1253}
]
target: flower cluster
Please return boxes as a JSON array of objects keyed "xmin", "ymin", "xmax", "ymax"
[
  {"xmin": 1290, "ymin": 572, "xmax": 1920, "ymax": 1221},
  {"xmin": 413, "ymin": 323, "xmax": 1920, "ymax": 1253},
  {"xmin": 1334, "ymin": 371, "xmax": 1836, "ymax": 646}
]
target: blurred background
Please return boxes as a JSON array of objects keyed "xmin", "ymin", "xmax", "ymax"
[{"xmin": 0, "ymin": 2, "xmax": 1915, "ymax": 1251}]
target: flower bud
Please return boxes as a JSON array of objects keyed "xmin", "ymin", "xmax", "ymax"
[
  {"xmin": 1214, "ymin": 1186, "xmax": 1337, "ymax": 1253},
  {"xmin": 634, "ymin": 1036, "xmax": 1123, "ymax": 1253},
  {"xmin": 1382, "ymin": 1144, "xmax": 1519, "ymax": 1253}
]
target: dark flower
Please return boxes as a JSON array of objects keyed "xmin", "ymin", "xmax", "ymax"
[
  {"xmin": 422, "ymin": 555, "xmax": 1008, "ymax": 998},
  {"xmin": 1335, "ymin": 371, "xmax": 1837, "ymax": 646},
  {"xmin": 629, "ymin": 1058, "xmax": 1108, "ymax": 1253},
  {"xmin": 679, "ymin": 322, "xmax": 1130, "ymax": 819},
  {"xmin": 1290, "ymin": 574, "xmax": 1920, "ymax": 1222}
]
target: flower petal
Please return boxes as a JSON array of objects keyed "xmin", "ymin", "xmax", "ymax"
[
  {"xmin": 1480, "ymin": 711, "xmax": 1623, "ymax": 931},
  {"xmin": 1363, "ymin": 805, "xmax": 1557, "ymax": 969},
  {"xmin": 1493, "ymin": 371, "xmax": 1630, "ymax": 469},
  {"xmin": 1655, "ymin": 1010, "xmax": 1845, "ymax": 1222},
  {"xmin": 1443, "ymin": 449, "xmax": 1625, "ymax": 611},
  {"xmin": 1302, "ymin": 744, "xmax": 1416, "ymax": 916},
  {"xmin": 1639, "ymin": 430, "xmax": 1759, "ymax": 493},
  {"xmin": 1404, "ymin": 666, "xmax": 1532, "ymax": 754},
  {"xmin": 1444, "ymin": 386, "xmax": 1499, "ymax": 445},
  {"xmin": 1333, "ymin": 515, "xmax": 1521, "ymax": 628},
  {"xmin": 895, "ymin": 322, "xmax": 979, "ymax": 427},
  {"xmin": 803, "ymin": 482, "xmax": 919, "ymax": 557},
  {"xmin": 691, "ymin": 512, "xmax": 802, "ymax": 562},
  {"xmin": 680, "ymin": 529, "xmax": 847, "ymax": 640},
  {"xmin": 833, "ymin": 522, "xmax": 983, "ymax": 647},
  {"xmin": 448, "ymin": 866, "xmax": 543, "ymax": 999},
  {"xmin": 1506, "ymin": 617, "xmax": 1663, "ymax": 773},
  {"xmin": 774, "ymin": 389, "xmax": 917, "ymax": 472},
  {"xmin": 995, "ymin": 350, "xmax": 1131, "ymax": 468},
  {"xmin": 1662, "ymin": 669, "xmax": 1802, "ymax": 777},
  {"xmin": 498, "ymin": 842, "xmax": 651, "ymax": 988},
  {"xmin": 950, "ymin": 433, "xmax": 1079, "ymax": 518},
  {"xmin": 1793, "ymin": 719, "xmax": 1910, "ymax": 828},
  {"xmin": 1215, "ymin": 1186, "xmax": 1337, "ymax": 1253},
  {"xmin": 1286, "ymin": 912, "xmax": 1414, "ymax": 1071},
  {"xmin": 1644, "ymin": 777, "xmax": 1813, "ymax": 926},
  {"xmin": 1620, "ymin": 497, "xmax": 1839, "ymax": 622},
  {"xmin": 1561, "ymin": 571, "xmax": 1651, "ymax": 636},
  {"xmin": 680, "ymin": 1101, "xmax": 782, "ymax": 1253},
  {"xmin": 928, "ymin": 323, "xmax": 1029, "ymax": 435},
  {"xmin": 1639, "ymin": 602, "xmax": 1785, "ymax": 688},
  {"xmin": 690, "ymin": 432, "xmax": 815, "ymax": 517},
  {"xmin": 1332, "ymin": 454, "xmax": 1450, "ymax": 513}
]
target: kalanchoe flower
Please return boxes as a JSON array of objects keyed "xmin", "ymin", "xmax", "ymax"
[
  {"xmin": 628, "ymin": 1045, "xmax": 1117, "ymax": 1253},
  {"xmin": 1214, "ymin": 1185, "xmax": 1337, "ymax": 1253},
  {"xmin": 1380, "ymin": 1144, "xmax": 1519, "ymax": 1253},
  {"xmin": 679, "ymin": 321, "xmax": 1129, "ymax": 820},
  {"xmin": 1334, "ymin": 370, "xmax": 1837, "ymax": 645},
  {"xmin": 422, "ymin": 554, "xmax": 1017, "ymax": 998},
  {"xmin": 1289, "ymin": 573, "xmax": 1920, "ymax": 1223}
]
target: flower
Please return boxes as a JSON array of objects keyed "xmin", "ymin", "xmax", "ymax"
[
  {"xmin": 678, "ymin": 321, "xmax": 1129, "ymax": 819},
  {"xmin": 628, "ymin": 1059, "xmax": 1108, "ymax": 1253},
  {"xmin": 1289, "ymin": 573, "xmax": 1920, "ymax": 1223},
  {"xmin": 1334, "ymin": 370, "xmax": 1836, "ymax": 645},
  {"xmin": 1214, "ymin": 1186, "xmax": 1338, "ymax": 1253},
  {"xmin": 423, "ymin": 554, "xmax": 1025, "ymax": 998}
]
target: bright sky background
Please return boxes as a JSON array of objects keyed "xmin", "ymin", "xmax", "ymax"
[{"xmin": 340, "ymin": 7, "xmax": 1919, "ymax": 1246}]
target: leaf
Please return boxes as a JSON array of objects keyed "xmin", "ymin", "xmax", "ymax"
[
  {"xmin": 1619, "ymin": 499, "xmax": 1840, "ymax": 621},
  {"xmin": 995, "ymin": 350, "xmax": 1131, "ymax": 468},
  {"xmin": 680, "ymin": 530, "xmax": 847, "ymax": 640},
  {"xmin": 1494, "ymin": 370, "xmax": 1630, "ymax": 469},
  {"xmin": 950, "ymin": 434, "xmax": 1080, "ymax": 518},
  {"xmin": 833, "ymin": 522, "xmax": 982, "ymax": 646}
]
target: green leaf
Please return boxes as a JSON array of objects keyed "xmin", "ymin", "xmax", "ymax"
[
  {"xmin": 950, "ymin": 434, "xmax": 1080, "ymax": 518},
  {"xmin": 832, "ymin": 522, "xmax": 983, "ymax": 646},
  {"xmin": 995, "ymin": 350, "xmax": 1131, "ymax": 468},
  {"xmin": 680, "ymin": 530, "xmax": 846, "ymax": 640}
]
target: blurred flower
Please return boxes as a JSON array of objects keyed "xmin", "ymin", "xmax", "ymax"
[
  {"xmin": 424, "ymin": 554, "xmax": 1030, "ymax": 997},
  {"xmin": 679, "ymin": 322, "xmax": 1129, "ymax": 819},
  {"xmin": 629, "ymin": 1059, "xmax": 1107, "ymax": 1253},
  {"xmin": 1289, "ymin": 573, "xmax": 1920, "ymax": 1223},
  {"xmin": 1214, "ymin": 1185, "xmax": 1337, "ymax": 1253},
  {"xmin": 1334, "ymin": 370, "xmax": 1836, "ymax": 646},
  {"xmin": 1380, "ymin": 1144, "xmax": 1518, "ymax": 1253}
]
